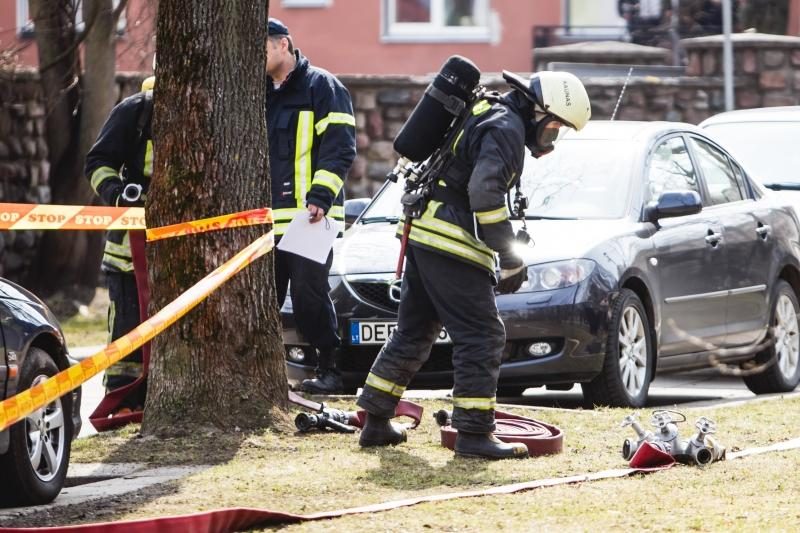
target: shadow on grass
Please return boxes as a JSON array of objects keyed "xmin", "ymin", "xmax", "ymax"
[
  {"xmin": 1, "ymin": 428, "xmax": 249, "ymax": 527},
  {"xmin": 360, "ymin": 447, "xmax": 491, "ymax": 490}
]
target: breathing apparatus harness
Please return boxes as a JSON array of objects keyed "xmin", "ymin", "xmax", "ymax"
[{"xmin": 388, "ymin": 56, "xmax": 531, "ymax": 279}]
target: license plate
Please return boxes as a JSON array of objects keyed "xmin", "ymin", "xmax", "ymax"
[{"xmin": 350, "ymin": 321, "xmax": 451, "ymax": 345}]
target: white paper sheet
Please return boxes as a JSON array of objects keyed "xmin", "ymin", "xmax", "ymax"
[{"xmin": 276, "ymin": 212, "xmax": 340, "ymax": 264}]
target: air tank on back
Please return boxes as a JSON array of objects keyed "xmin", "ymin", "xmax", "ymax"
[{"xmin": 393, "ymin": 55, "xmax": 482, "ymax": 163}]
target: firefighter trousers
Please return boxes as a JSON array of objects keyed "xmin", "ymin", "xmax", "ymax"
[
  {"xmin": 104, "ymin": 271, "xmax": 146, "ymax": 408},
  {"xmin": 357, "ymin": 245, "xmax": 506, "ymax": 433},
  {"xmin": 275, "ymin": 247, "xmax": 341, "ymax": 369}
]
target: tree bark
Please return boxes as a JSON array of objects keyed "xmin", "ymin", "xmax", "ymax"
[
  {"xmin": 27, "ymin": 0, "xmax": 122, "ymax": 298},
  {"xmin": 142, "ymin": 0, "xmax": 289, "ymax": 435}
]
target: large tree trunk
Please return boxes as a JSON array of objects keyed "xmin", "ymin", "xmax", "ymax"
[
  {"xmin": 27, "ymin": 0, "xmax": 121, "ymax": 298},
  {"xmin": 142, "ymin": 0, "xmax": 288, "ymax": 435}
]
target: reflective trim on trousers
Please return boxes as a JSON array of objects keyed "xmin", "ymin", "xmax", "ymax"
[
  {"xmin": 452, "ymin": 396, "xmax": 497, "ymax": 411},
  {"xmin": 105, "ymin": 361, "xmax": 143, "ymax": 378},
  {"xmin": 365, "ymin": 372, "xmax": 406, "ymax": 398}
]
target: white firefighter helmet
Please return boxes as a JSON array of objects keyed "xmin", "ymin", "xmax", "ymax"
[{"xmin": 503, "ymin": 70, "xmax": 591, "ymax": 131}]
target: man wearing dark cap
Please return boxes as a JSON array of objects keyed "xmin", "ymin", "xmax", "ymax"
[{"xmin": 266, "ymin": 18, "xmax": 356, "ymax": 394}]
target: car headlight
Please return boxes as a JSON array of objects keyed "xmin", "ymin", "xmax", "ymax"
[{"xmin": 517, "ymin": 259, "xmax": 595, "ymax": 292}]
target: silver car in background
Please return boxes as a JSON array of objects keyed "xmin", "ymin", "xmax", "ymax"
[{"xmin": 700, "ymin": 106, "xmax": 800, "ymax": 196}]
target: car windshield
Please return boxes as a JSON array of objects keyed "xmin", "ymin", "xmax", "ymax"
[
  {"xmin": 360, "ymin": 139, "xmax": 636, "ymax": 222},
  {"xmin": 519, "ymin": 139, "xmax": 635, "ymax": 219},
  {"xmin": 703, "ymin": 122, "xmax": 800, "ymax": 185}
]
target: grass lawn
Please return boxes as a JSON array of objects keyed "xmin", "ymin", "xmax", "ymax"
[
  {"xmin": 44, "ymin": 395, "xmax": 800, "ymax": 530},
  {"xmin": 50, "ymin": 288, "xmax": 110, "ymax": 349}
]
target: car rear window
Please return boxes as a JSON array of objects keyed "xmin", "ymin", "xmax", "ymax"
[{"xmin": 703, "ymin": 122, "xmax": 800, "ymax": 186}]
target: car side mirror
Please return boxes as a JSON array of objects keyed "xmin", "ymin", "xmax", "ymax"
[
  {"xmin": 645, "ymin": 190, "xmax": 703, "ymax": 222},
  {"xmin": 344, "ymin": 198, "xmax": 370, "ymax": 228}
]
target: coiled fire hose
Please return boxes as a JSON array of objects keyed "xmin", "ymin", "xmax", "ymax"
[{"xmin": 434, "ymin": 408, "xmax": 564, "ymax": 456}]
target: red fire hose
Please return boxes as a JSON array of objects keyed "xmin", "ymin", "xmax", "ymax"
[{"xmin": 438, "ymin": 409, "xmax": 564, "ymax": 456}]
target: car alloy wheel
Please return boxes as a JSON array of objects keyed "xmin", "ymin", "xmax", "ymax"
[
  {"xmin": 0, "ymin": 347, "xmax": 73, "ymax": 506},
  {"xmin": 582, "ymin": 288, "xmax": 653, "ymax": 408},
  {"xmin": 618, "ymin": 306, "xmax": 648, "ymax": 398},
  {"xmin": 25, "ymin": 374, "xmax": 67, "ymax": 483},
  {"xmin": 774, "ymin": 293, "xmax": 799, "ymax": 380},
  {"xmin": 743, "ymin": 280, "xmax": 800, "ymax": 395}
]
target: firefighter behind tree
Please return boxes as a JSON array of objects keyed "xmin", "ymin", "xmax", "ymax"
[
  {"xmin": 85, "ymin": 77, "xmax": 154, "ymax": 414},
  {"xmin": 266, "ymin": 18, "xmax": 356, "ymax": 395},
  {"xmin": 357, "ymin": 66, "xmax": 592, "ymax": 459}
]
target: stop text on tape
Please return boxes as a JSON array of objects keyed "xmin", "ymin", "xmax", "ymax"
[
  {"xmin": 0, "ymin": 203, "xmax": 273, "ymax": 241},
  {"xmin": 0, "ymin": 203, "xmax": 145, "ymax": 230}
]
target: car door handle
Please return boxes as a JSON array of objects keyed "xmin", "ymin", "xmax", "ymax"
[
  {"xmin": 705, "ymin": 230, "xmax": 723, "ymax": 246},
  {"xmin": 756, "ymin": 224, "xmax": 771, "ymax": 238}
]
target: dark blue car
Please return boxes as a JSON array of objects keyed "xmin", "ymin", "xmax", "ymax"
[
  {"xmin": 0, "ymin": 279, "xmax": 81, "ymax": 506},
  {"xmin": 283, "ymin": 121, "xmax": 800, "ymax": 407}
]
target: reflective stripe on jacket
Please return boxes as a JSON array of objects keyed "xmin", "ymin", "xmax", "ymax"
[
  {"xmin": 85, "ymin": 91, "xmax": 153, "ymax": 273},
  {"xmin": 402, "ymin": 93, "xmax": 527, "ymax": 273},
  {"xmin": 267, "ymin": 51, "xmax": 356, "ymax": 235}
]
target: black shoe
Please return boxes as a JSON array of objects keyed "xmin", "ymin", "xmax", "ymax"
[
  {"xmin": 359, "ymin": 413, "xmax": 408, "ymax": 447},
  {"xmin": 301, "ymin": 371, "xmax": 344, "ymax": 395},
  {"xmin": 454, "ymin": 432, "xmax": 529, "ymax": 460}
]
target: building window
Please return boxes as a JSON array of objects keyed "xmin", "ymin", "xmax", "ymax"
[
  {"xmin": 383, "ymin": 0, "xmax": 492, "ymax": 43},
  {"xmin": 16, "ymin": 0, "xmax": 127, "ymax": 38},
  {"xmin": 16, "ymin": 0, "xmax": 34, "ymax": 37},
  {"xmin": 282, "ymin": 0, "xmax": 332, "ymax": 6}
]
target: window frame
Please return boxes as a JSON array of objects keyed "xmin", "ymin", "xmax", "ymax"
[
  {"xmin": 643, "ymin": 133, "xmax": 702, "ymax": 208},
  {"xmin": 16, "ymin": 0, "xmax": 127, "ymax": 39},
  {"xmin": 281, "ymin": 0, "xmax": 332, "ymax": 7},
  {"xmin": 382, "ymin": 0, "xmax": 493, "ymax": 43},
  {"xmin": 686, "ymin": 135, "xmax": 748, "ymax": 207}
]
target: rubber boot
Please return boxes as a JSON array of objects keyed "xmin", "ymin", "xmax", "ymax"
[
  {"xmin": 300, "ymin": 369, "xmax": 344, "ymax": 395},
  {"xmin": 454, "ymin": 431, "xmax": 529, "ymax": 460},
  {"xmin": 358, "ymin": 413, "xmax": 408, "ymax": 447}
]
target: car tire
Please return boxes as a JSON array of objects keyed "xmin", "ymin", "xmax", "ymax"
[
  {"xmin": 582, "ymin": 289, "xmax": 653, "ymax": 408},
  {"xmin": 743, "ymin": 280, "xmax": 800, "ymax": 395},
  {"xmin": 496, "ymin": 386, "xmax": 527, "ymax": 398},
  {"xmin": 0, "ymin": 347, "xmax": 73, "ymax": 507}
]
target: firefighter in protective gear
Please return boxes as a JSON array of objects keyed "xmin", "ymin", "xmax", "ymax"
[
  {"xmin": 84, "ymin": 78, "xmax": 154, "ymax": 411},
  {"xmin": 266, "ymin": 18, "xmax": 356, "ymax": 394},
  {"xmin": 357, "ymin": 70, "xmax": 591, "ymax": 459}
]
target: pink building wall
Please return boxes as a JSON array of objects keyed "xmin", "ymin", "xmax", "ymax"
[
  {"xmin": 268, "ymin": 1, "xmax": 562, "ymax": 75},
  {"xmin": 0, "ymin": 0, "xmax": 157, "ymax": 73},
  {"xmin": 790, "ymin": 0, "xmax": 800, "ymax": 36},
  {"xmin": 2, "ymin": 1, "xmax": 559, "ymax": 76}
]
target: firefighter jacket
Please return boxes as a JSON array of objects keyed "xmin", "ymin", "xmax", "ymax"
[
  {"xmin": 85, "ymin": 91, "xmax": 153, "ymax": 273},
  {"xmin": 267, "ymin": 50, "xmax": 356, "ymax": 235},
  {"xmin": 401, "ymin": 92, "xmax": 527, "ymax": 274}
]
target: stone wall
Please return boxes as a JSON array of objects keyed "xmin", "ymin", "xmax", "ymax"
[
  {"xmin": 0, "ymin": 69, "xmax": 144, "ymax": 279},
  {"xmin": 2, "ymin": 34, "xmax": 800, "ymax": 277}
]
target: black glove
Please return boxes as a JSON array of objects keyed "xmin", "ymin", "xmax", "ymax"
[{"xmin": 496, "ymin": 250, "xmax": 526, "ymax": 295}]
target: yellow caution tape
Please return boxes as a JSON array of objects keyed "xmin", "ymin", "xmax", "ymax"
[
  {"xmin": 0, "ymin": 203, "xmax": 273, "ymax": 242},
  {"xmin": 0, "ymin": 203, "xmax": 145, "ymax": 230},
  {"xmin": 0, "ymin": 230, "xmax": 275, "ymax": 432},
  {"xmin": 145, "ymin": 207, "xmax": 273, "ymax": 242}
]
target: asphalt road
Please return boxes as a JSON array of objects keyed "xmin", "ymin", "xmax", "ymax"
[{"xmin": 72, "ymin": 346, "xmax": 759, "ymax": 439}]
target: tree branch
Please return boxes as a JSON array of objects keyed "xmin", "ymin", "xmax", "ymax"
[{"xmin": 38, "ymin": 0, "xmax": 104, "ymax": 74}]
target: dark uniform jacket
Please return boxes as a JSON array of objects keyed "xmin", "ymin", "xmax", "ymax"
[
  {"xmin": 401, "ymin": 92, "xmax": 527, "ymax": 274},
  {"xmin": 267, "ymin": 50, "xmax": 356, "ymax": 235},
  {"xmin": 85, "ymin": 91, "xmax": 153, "ymax": 273}
]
